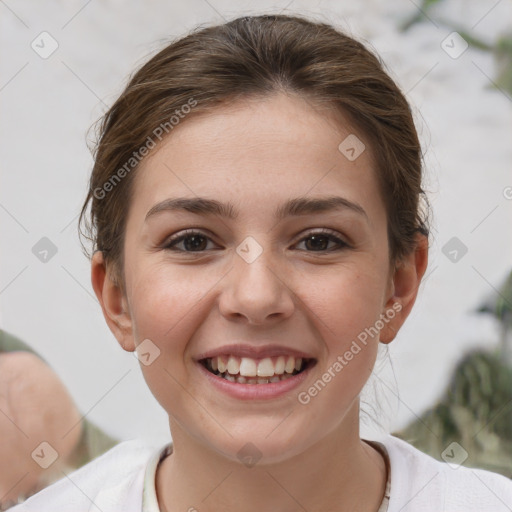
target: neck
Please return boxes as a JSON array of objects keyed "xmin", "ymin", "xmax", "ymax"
[{"xmin": 156, "ymin": 403, "xmax": 388, "ymax": 512}]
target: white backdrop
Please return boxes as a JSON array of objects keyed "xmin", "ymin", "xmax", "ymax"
[{"xmin": 1, "ymin": 0, "xmax": 511, "ymax": 444}]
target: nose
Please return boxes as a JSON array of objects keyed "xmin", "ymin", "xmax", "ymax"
[{"xmin": 218, "ymin": 243, "xmax": 295, "ymax": 325}]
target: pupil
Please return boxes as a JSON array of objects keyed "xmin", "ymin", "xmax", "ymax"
[
  {"xmin": 185, "ymin": 235, "xmax": 207, "ymax": 251},
  {"xmin": 306, "ymin": 235, "xmax": 328, "ymax": 251}
]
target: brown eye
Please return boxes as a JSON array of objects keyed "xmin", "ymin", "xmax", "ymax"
[
  {"xmin": 295, "ymin": 230, "xmax": 348, "ymax": 252},
  {"xmin": 164, "ymin": 231, "xmax": 215, "ymax": 252}
]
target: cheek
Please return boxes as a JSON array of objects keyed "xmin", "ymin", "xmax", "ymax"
[
  {"xmin": 126, "ymin": 264, "xmax": 201, "ymax": 417},
  {"xmin": 294, "ymin": 269, "xmax": 383, "ymax": 424},
  {"xmin": 301, "ymin": 263, "xmax": 388, "ymax": 350},
  {"xmin": 127, "ymin": 260, "xmax": 206, "ymax": 344}
]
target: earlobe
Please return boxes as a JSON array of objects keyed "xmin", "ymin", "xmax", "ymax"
[
  {"xmin": 379, "ymin": 234, "xmax": 429, "ymax": 344},
  {"xmin": 91, "ymin": 251, "xmax": 135, "ymax": 352}
]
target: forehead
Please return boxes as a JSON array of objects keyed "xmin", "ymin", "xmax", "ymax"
[{"xmin": 129, "ymin": 92, "xmax": 382, "ymax": 223}]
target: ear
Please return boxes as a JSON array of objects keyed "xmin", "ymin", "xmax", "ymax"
[
  {"xmin": 379, "ymin": 234, "xmax": 429, "ymax": 344},
  {"xmin": 91, "ymin": 251, "xmax": 135, "ymax": 352}
]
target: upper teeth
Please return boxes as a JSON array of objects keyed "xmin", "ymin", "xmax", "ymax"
[{"xmin": 209, "ymin": 356, "xmax": 303, "ymax": 377}]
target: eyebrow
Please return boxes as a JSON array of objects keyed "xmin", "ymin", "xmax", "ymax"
[{"xmin": 145, "ymin": 196, "xmax": 368, "ymax": 222}]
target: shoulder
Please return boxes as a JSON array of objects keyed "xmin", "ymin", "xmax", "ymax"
[
  {"xmin": 377, "ymin": 434, "xmax": 512, "ymax": 512},
  {"xmin": 10, "ymin": 438, "xmax": 166, "ymax": 512},
  {"xmin": 0, "ymin": 329, "xmax": 38, "ymax": 356}
]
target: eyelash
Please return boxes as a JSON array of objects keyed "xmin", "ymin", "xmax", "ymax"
[{"xmin": 162, "ymin": 228, "xmax": 349, "ymax": 253}]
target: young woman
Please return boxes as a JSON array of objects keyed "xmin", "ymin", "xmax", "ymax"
[{"xmin": 11, "ymin": 13, "xmax": 512, "ymax": 512}]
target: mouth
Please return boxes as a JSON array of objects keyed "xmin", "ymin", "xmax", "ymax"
[{"xmin": 199, "ymin": 355, "xmax": 316, "ymax": 385}]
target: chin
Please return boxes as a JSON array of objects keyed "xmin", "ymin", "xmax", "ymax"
[{"xmin": 203, "ymin": 426, "xmax": 313, "ymax": 467}]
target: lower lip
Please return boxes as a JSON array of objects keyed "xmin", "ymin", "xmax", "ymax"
[{"xmin": 196, "ymin": 360, "xmax": 314, "ymax": 400}]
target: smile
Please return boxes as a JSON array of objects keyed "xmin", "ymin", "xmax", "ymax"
[{"xmin": 200, "ymin": 355, "xmax": 315, "ymax": 384}]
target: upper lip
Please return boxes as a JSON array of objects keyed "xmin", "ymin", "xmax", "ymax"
[{"xmin": 195, "ymin": 343, "xmax": 316, "ymax": 361}]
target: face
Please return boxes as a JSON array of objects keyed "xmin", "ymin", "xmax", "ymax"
[{"xmin": 93, "ymin": 92, "xmax": 422, "ymax": 464}]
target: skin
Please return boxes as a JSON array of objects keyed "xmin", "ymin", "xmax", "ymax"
[
  {"xmin": 92, "ymin": 92, "xmax": 428, "ymax": 512},
  {"xmin": 0, "ymin": 352, "xmax": 83, "ymax": 506}
]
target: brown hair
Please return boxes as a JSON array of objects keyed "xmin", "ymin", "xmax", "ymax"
[{"xmin": 79, "ymin": 13, "xmax": 429, "ymax": 289}]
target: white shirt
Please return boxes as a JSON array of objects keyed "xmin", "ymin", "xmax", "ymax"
[
  {"xmin": 141, "ymin": 439, "xmax": 391, "ymax": 512},
  {"xmin": 10, "ymin": 434, "xmax": 512, "ymax": 511}
]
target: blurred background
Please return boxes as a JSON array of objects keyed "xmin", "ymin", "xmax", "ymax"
[{"xmin": 1, "ymin": 0, "xmax": 511, "ymax": 503}]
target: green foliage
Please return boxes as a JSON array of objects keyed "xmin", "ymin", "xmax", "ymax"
[
  {"xmin": 399, "ymin": 0, "xmax": 512, "ymax": 95},
  {"xmin": 393, "ymin": 349, "xmax": 512, "ymax": 477}
]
